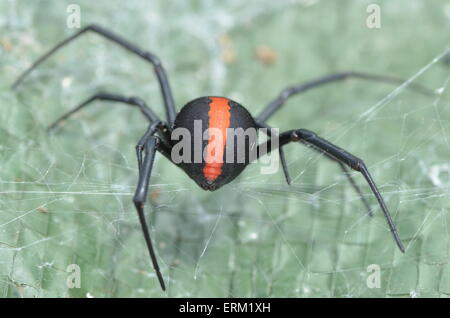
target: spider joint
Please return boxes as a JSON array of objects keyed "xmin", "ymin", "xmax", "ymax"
[
  {"xmin": 352, "ymin": 159, "xmax": 365, "ymax": 171},
  {"xmin": 291, "ymin": 131, "xmax": 301, "ymax": 141},
  {"xmin": 129, "ymin": 96, "xmax": 145, "ymax": 105},
  {"xmin": 280, "ymin": 90, "xmax": 291, "ymax": 99}
]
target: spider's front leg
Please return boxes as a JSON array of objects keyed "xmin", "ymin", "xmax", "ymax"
[
  {"xmin": 12, "ymin": 24, "xmax": 177, "ymax": 125},
  {"xmin": 258, "ymin": 128, "xmax": 405, "ymax": 253},
  {"xmin": 133, "ymin": 128, "xmax": 170, "ymax": 291},
  {"xmin": 256, "ymin": 71, "xmax": 434, "ymax": 123}
]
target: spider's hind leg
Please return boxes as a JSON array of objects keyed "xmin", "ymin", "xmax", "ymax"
[
  {"xmin": 257, "ymin": 128, "xmax": 405, "ymax": 252},
  {"xmin": 279, "ymin": 141, "xmax": 373, "ymax": 216},
  {"xmin": 337, "ymin": 162, "xmax": 373, "ymax": 217},
  {"xmin": 258, "ymin": 122, "xmax": 373, "ymax": 216},
  {"xmin": 279, "ymin": 146, "xmax": 292, "ymax": 185},
  {"xmin": 133, "ymin": 135, "xmax": 165, "ymax": 291},
  {"xmin": 133, "ymin": 128, "xmax": 173, "ymax": 292}
]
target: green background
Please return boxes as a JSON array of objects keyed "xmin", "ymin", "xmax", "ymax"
[{"xmin": 1, "ymin": 0, "xmax": 450, "ymax": 297}]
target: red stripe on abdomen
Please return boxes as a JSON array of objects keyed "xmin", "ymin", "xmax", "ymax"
[{"xmin": 203, "ymin": 97, "xmax": 231, "ymax": 182}]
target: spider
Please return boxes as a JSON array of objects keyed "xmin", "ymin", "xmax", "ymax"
[{"xmin": 12, "ymin": 25, "xmax": 432, "ymax": 291}]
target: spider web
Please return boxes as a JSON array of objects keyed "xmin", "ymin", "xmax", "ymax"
[{"xmin": 1, "ymin": 0, "xmax": 450, "ymax": 297}]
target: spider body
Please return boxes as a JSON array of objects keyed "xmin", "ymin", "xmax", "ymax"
[
  {"xmin": 12, "ymin": 24, "xmax": 430, "ymax": 291},
  {"xmin": 173, "ymin": 96, "xmax": 256, "ymax": 191}
]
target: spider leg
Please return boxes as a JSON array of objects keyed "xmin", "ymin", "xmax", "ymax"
[
  {"xmin": 337, "ymin": 162, "xmax": 373, "ymax": 217},
  {"xmin": 278, "ymin": 146, "xmax": 291, "ymax": 184},
  {"xmin": 282, "ymin": 144, "xmax": 373, "ymax": 216},
  {"xmin": 257, "ymin": 129, "xmax": 405, "ymax": 252},
  {"xmin": 257, "ymin": 71, "xmax": 435, "ymax": 122},
  {"xmin": 136, "ymin": 121, "xmax": 164, "ymax": 172},
  {"xmin": 255, "ymin": 121, "xmax": 293, "ymax": 184},
  {"xmin": 48, "ymin": 93, "xmax": 161, "ymax": 131},
  {"xmin": 12, "ymin": 24, "xmax": 177, "ymax": 125},
  {"xmin": 257, "ymin": 122, "xmax": 372, "ymax": 216},
  {"xmin": 133, "ymin": 133, "xmax": 167, "ymax": 291}
]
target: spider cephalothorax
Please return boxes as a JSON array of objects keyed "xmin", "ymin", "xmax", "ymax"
[{"xmin": 13, "ymin": 24, "xmax": 433, "ymax": 291}]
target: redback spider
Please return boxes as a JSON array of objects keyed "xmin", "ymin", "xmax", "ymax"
[{"xmin": 12, "ymin": 25, "xmax": 433, "ymax": 291}]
